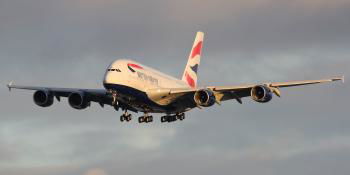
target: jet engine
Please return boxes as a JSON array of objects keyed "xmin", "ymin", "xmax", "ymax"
[
  {"xmin": 68, "ymin": 92, "xmax": 90, "ymax": 110},
  {"xmin": 33, "ymin": 90, "xmax": 54, "ymax": 107},
  {"xmin": 194, "ymin": 89, "xmax": 216, "ymax": 107},
  {"xmin": 251, "ymin": 85, "xmax": 273, "ymax": 103}
]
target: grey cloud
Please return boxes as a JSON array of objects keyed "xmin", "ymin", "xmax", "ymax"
[{"xmin": 0, "ymin": 0, "xmax": 349, "ymax": 175}]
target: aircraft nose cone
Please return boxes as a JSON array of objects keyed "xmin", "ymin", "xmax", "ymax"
[{"xmin": 104, "ymin": 72, "xmax": 113, "ymax": 84}]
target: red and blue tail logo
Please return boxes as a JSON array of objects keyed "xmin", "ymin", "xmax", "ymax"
[{"xmin": 182, "ymin": 32, "xmax": 204, "ymax": 88}]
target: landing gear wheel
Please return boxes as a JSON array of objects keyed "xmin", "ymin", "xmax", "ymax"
[
  {"xmin": 126, "ymin": 114, "xmax": 132, "ymax": 122},
  {"xmin": 120, "ymin": 115, "xmax": 125, "ymax": 122},
  {"xmin": 168, "ymin": 115, "xmax": 177, "ymax": 122},
  {"xmin": 138, "ymin": 116, "xmax": 144, "ymax": 123},
  {"xmin": 146, "ymin": 116, "xmax": 153, "ymax": 123},
  {"xmin": 144, "ymin": 116, "xmax": 149, "ymax": 123},
  {"xmin": 161, "ymin": 116, "xmax": 167, "ymax": 123},
  {"xmin": 179, "ymin": 113, "xmax": 185, "ymax": 120}
]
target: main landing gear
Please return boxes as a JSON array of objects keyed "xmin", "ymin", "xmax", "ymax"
[
  {"xmin": 161, "ymin": 113, "xmax": 185, "ymax": 123},
  {"xmin": 119, "ymin": 111, "xmax": 185, "ymax": 124},
  {"xmin": 138, "ymin": 114, "xmax": 153, "ymax": 123},
  {"xmin": 120, "ymin": 110, "xmax": 132, "ymax": 122}
]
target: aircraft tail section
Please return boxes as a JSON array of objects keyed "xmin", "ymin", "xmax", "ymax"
[{"xmin": 182, "ymin": 31, "xmax": 204, "ymax": 88}]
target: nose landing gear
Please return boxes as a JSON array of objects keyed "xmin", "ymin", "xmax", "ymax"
[{"xmin": 120, "ymin": 110, "xmax": 132, "ymax": 122}]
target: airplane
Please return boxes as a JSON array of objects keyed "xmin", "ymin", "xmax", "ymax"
[{"xmin": 7, "ymin": 31, "xmax": 344, "ymax": 123}]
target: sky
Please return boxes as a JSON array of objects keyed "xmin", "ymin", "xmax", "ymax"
[{"xmin": 0, "ymin": 0, "xmax": 349, "ymax": 175}]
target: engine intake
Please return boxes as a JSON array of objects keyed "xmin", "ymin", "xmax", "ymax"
[
  {"xmin": 33, "ymin": 90, "xmax": 54, "ymax": 107},
  {"xmin": 251, "ymin": 85, "xmax": 273, "ymax": 103},
  {"xmin": 68, "ymin": 92, "xmax": 90, "ymax": 110},
  {"xmin": 194, "ymin": 89, "xmax": 216, "ymax": 107}
]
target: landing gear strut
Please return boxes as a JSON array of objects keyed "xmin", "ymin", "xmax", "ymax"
[
  {"xmin": 111, "ymin": 91, "xmax": 118, "ymax": 106},
  {"xmin": 138, "ymin": 113, "xmax": 153, "ymax": 123},
  {"xmin": 120, "ymin": 110, "xmax": 132, "ymax": 122},
  {"xmin": 161, "ymin": 113, "xmax": 185, "ymax": 123}
]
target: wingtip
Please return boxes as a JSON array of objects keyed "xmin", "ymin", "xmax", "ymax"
[
  {"xmin": 7, "ymin": 81, "xmax": 13, "ymax": 91},
  {"xmin": 332, "ymin": 76, "xmax": 345, "ymax": 83}
]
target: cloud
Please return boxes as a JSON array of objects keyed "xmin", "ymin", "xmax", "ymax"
[
  {"xmin": 225, "ymin": 133, "xmax": 350, "ymax": 161},
  {"xmin": 0, "ymin": 0, "xmax": 349, "ymax": 175},
  {"xmin": 84, "ymin": 168, "xmax": 108, "ymax": 175},
  {"xmin": 0, "ymin": 138, "xmax": 18, "ymax": 163},
  {"xmin": 119, "ymin": 127, "xmax": 177, "ymax": 150}
]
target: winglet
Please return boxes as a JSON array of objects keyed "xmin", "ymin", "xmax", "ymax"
[
  {"xmin": 7, "ymin": 81, "xmax": 13, "ymax": 91},
  {"xmin": 342, "ymin": 75, "xmax": 345, "ymax": 83}
]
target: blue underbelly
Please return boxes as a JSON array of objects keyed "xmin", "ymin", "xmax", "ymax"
[{"xmin": 103, "ymin": 83, "xmax": 177, "ymax": 113}]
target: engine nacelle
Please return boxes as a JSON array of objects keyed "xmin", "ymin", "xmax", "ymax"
[
  {"xmin": 194, "ymin": 89, "xmax": 216, "ymax": 107},
  {"xmin": 251, "ymin": 85, "xmax": 273, "ymax": 103},
  {"xmin": 33, "ymin": 90, "xmax": 54, "ymax": 107},
  {"xmin": 68, "ymin": 92, "xmax": 90, "ymax": 110}
]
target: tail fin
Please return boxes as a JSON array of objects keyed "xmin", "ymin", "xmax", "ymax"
[{"xmin": 182, "ymin": 31, "xmax": 204, "ymax": 88}]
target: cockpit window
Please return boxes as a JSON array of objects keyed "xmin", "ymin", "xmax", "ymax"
[{"xmin": 108, "ymin": 68, "xmax": 121, "ymax": 72}]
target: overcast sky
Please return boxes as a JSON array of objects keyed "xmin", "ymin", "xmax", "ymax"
[{"xmin": 0, "ymin": 0, "xmax": 349, "ymax": 175}]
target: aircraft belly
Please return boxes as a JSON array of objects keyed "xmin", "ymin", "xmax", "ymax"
[{"xmin": 104, "ymin": 83, "xmax": 186, "ymax": 114}]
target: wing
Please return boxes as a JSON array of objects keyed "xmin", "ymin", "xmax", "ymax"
[
  {"xmin": 7, "ymin": 83, "xmax": 112, "ymax": 106},
  {"xmin": 165, "ymin": 76, "xmax": 344, "ymax": 105},
  {"xmin": 210, "ymin": 76, "xmax": 344, "ymax": 103}
]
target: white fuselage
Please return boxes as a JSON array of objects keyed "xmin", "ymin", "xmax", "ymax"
[
  {"xmin": 104, "ymin": 59, "xmax": 189, "ymax": 91},
  {"xmin": 103, "ymin": 59, "xmax": 192, "ymax": 113}
]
